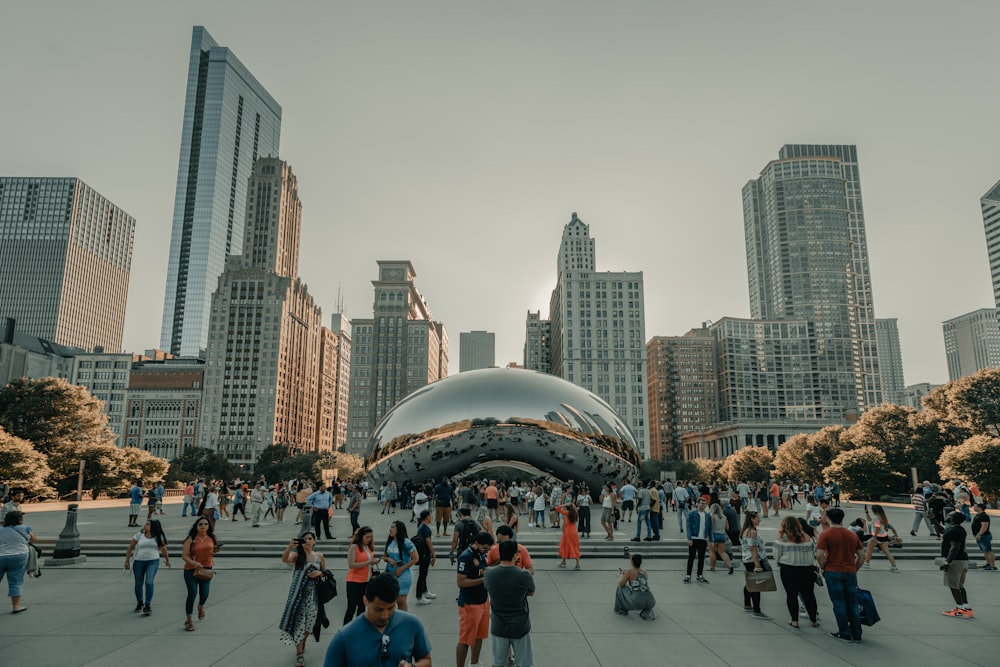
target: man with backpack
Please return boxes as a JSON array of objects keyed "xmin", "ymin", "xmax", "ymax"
[{"xmin": 449, "ymin": 507, "xmax": 482, "ymax": 565}]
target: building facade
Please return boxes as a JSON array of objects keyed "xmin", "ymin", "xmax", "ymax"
[
  {"xmin": 123, "ymin": 358, "xmax": 205, "ymax": 461},
  {"xmin": 0, "ymin": 177, "xmax": 135, "ymax": 352},
  {"xmin": 317, "ymin": 313, "xmax": 351, "ymax": 452},
  {"xmin": 942, "ymin": 308, "xmax": 1000, "ymax": 381},
  {"xmin": 876, "ymin": 318, "xmax": 905, "ymax": 404},
  {"xmin": 161, "ymin": 26, "xmax": 282, "ymax": 358},
  {"xmin": 0, "ymin": 319, "xmax": 79, "ymax": 387},
  {"xmin": 523, "ymin": 311, "xmax": 551, "ymax": 373},
  {"xmin": 459, "ymin": 331, "xmax": 495, "ymax": 372},
  {"xmin": 72, "ymin": 352, "xmax": 135, "ymax": 443},
  {"xmin": 981, "ymin": 180, "xmax": 1000, "ymax": 310},
  {"xmin": 900, "ymin": 382, "xmax": 942, "ymax": 411},
  {"xmin": 345, "ymin": 261, "xmax": 448, "ymax": 455}
]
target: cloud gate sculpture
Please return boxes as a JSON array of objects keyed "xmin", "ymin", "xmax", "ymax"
[{"xmin": 365, "ymin": 368, "xmax": 641, "ymax": 493}]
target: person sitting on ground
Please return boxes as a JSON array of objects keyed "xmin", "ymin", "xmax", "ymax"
[{"xmin": 614, "ymin": 552, "xmax": 656, "ymax": 620}]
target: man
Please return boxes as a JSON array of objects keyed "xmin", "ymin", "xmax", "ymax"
[
  {"xmin": 673, "ymin": 482, "xmax": 690, "ymax": 533},
  {"xmin": 927, "ymin": 487, "xmax": 948, "ymax": 539},
  {"xmin": 816, "ymin": 507, "xmax": 865, "ymax": 642},
  {"xmin": 0, "ymin": 477, "xmax": 9, "ymax": 505},
  {"xmin": 722, "ymin": 500, "xmax": 740, "ymax": 555},
  {"xmin": 619, "ymin": 480, "xmax": 637, "ymax": 523},
  {"xmin": 347, "ymin": 485, "xmax": 363, "ymax": 535},
  {"xmin": 413, "ymin": 510, "xmax": 438, "ymax": 605},
  {"xmin": 450, "ymin": 507, "xmax": 482, "ymax": 564},
  {"xmin": 650, "ymin": 483, "xmax": 662, "ymax": 540},
  {"xmin": 631, "ymin": 481, "xmax": 652, "ymax": 542},
  {"xmin": 456, "ymin": 531, "xmax": 494, "ymax": 667},
  {"xmin": 486, "ymin": 524, "xmax": 535, "ymax": 575},
  {"xmin": 971, "ymin": 503, "xmax": 996, "ymax": 571},
  {"xmin": 829, "ymin": 481, "xmax": 841, "ymax": 507},
  {"xmin": 193, "ymin": 479, "xmax": 205, "ymax": 511},
  {"xmin": 250, "ymin": 482, "xmax": 265, "ymax": 527},
  {"xmin": 484, "ymin": 480, "xmax": 499, "ymax": 521},
  {"xmin": 910, "ymin": 485, "xmax": 934, "ymax": 536},
  {"xmin": 484, "ymin": 539, "xmax": 536, "ymax": 667},
  {"xmin": 736, "ymin": 480, "xmax": 751, "ymax": 509},
  {"xmin": 308, "ymin": 482, "xmax": 335, "ymax": 540},
  {"xmin": 684, "ymin": 499, "xmax": 711, "ymax": 583},
  {"xmin": 324, "ymin": 573, "xmax": 432, "ymax": 667},
  {"xmin": 128, "ymin": 481, "xmax": 143, "ymax": 527},
  {"xmin": 434, "ymin": 477, "xmax": 454, "ymax": 537},
  {"xmin": 1, "ymin": 488, "xmax": 24, "ymax": 523},
  {"xmin": 940, "ymin": 511, "xmax": 974, "ymax": 618},
  {"xmin": 155, "ymin": 482, "xmax": 166, "ymax": 515}
]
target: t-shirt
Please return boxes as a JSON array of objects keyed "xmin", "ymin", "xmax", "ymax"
[
  {"xmin": 620, "ymin": 484, "xmax": 637, "ymax": 502},
  {"xmin": 131, "ymin": 532, "xmax": 163, "ymax": 561},
  {"xmin": 456, "ymin": 547, "xmax": 488, "ymax": 605},
  {"xmin": 816, "ymin": 526, "xmax": 862, "ymax": 572},
  {"xmin": 484, "ymin": 564, "xmax": 535, "ymax": 638},
  {"xmin": 769, "ymin": 483, "xmax": 780, "ymax": 497},
  {"xmin": 385, "ymin": 538, "xmax": 416, "ymax": 577},
  {"xmin": 414, "ymin": 523, "xmax": 433, "ymax": 555},
  {"xmin": 323, "ymin": 610, "xmax": 431, "ymax": 667},
  {"xmin": 0, "ymin": 525, "xmax": 32, "ymax": 557},
  {"xmin": 971, "ymin": 513, "xmax": 991, "ymax": 537},
  {"xmin": 129, "ymin": 486, "xmax": 143, "ymax": 504},
  {"xmin": 941, "ymin": 525, "xmax": 969, "ymax": 561},
  {"xmin": 435, "ymin": 483, "xmax": 453, "ymax": 506},
  {"xmin": 486, "ymin": 541, "xmax": 534, "ymax": 571},
  {"xmin": 636, "ymin": 487, "xmax": 651, "ymax": 510}
]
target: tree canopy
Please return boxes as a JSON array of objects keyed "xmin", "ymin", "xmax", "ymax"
[{"xmin": 718, "ymin": 446, "xmax": 773, "ymax": 483}]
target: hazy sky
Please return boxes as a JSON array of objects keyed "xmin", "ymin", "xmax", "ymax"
[{"xmin": 3, "ymin": 1, "xmax": 998, "ymax": 385}]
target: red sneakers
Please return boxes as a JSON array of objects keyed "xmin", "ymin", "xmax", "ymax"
[{"xmin": 942, "ymin": 608, "xmax": 974, "ymax": 619}]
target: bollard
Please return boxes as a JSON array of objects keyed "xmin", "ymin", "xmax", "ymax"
[
  {"xmin": 299, "ymin": 505, "xmax": 314, "ymax": 538},
  {"xmin": 45, "ymin": 503, "xmax": 88, "ymax": 566}
]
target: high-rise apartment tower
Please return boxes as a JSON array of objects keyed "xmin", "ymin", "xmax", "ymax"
[
  {"xmin": 942, "ymin": 308, "xmax": 1000, "ymax": 382},
  {"xmin": 876, "ymin": 318, "xmax": 905, "ymax": 404},
  {"xmin": 459, "ymin": 331, "xmax": 495, "ymax": 372}
]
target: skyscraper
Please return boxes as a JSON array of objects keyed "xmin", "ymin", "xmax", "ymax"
[
  {"xmin": 981, "ymin": 180, "xmax": 1000, "ymax": 309},
  {"xmin": 523, "ymin": 311, "xmax": 551, "ymax": 373},
  {"xmin": 161, "ymin": 26, "xmax": 281, "ymax": 358},
  {"xmin": 743, "ymin": 144, "xmax": 882, "ymax": 413},
  {"xmin": 317, "ymin": 313, "xmax": 352, "ymax": 452},
  {"xmin": 459, "ymin": 331, "xmax": 495, "ymax": 371},
  {"xmin": 345, "ymin": 261, "xmax": 448, "ymax": 455},
  {"xmin": 0, "ymin": 177, "xmax": 135, "ymax": 352},
  {"xmin": 942, "ymin": 308, "xmax": 1000, "ymax": 381},
  {"xmin": 876, "ymin": 318, "xmax": 905, "ymax": 404}
]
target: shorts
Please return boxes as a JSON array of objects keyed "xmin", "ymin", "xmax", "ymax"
[
  {"xmin": 458, "ymin": 601, "xmax": 489, "ymax": 645},
  {"xmin": 976, "ymin": 534, "xmax": 993, "ymax": 553},
  {"xmin": 487, "ymin": 499, "xmax": 498, "ymax": 509},
  {"xmin": 770, "ymin": 497, "xmax": 780, "ymax": 507},
  {"xmin": 601, "ymin": 508, "xmax": 612, "ymax": 524},
  {"xmin": 622, "ymin": 500, "xmax": 635, "ymax": 512},
  {"xmin": 295, "ymin": 502, "xmax": 305, "ymax": 509},
  {"xmin": 943, "ymin": 560, "xmax": 968, "ymax": 589},
  {"xmin": 875, "ymin": 536, "xmax": 889, "ymax": 544},
  {"xmin": 491, "ymin": 633, "xmax": 534, "ymax": 667},
  {"xmin": 712, "ymin": 533, "xmax": 727, "ymax": 544},
  {"xmin": 129, "ymin": 503, "xmax": 141, "ymax": 515}
]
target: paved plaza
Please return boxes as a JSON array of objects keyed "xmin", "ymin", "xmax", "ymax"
[{"xmin": 2, "ymin": 497, "xmax": 997, "ymax": 666}]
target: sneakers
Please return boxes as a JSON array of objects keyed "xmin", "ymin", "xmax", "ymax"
[
  {"xmin": 696, "ymin": 576, "xmax": 709, "ymax": 583},
  {"xmin": 424, "ymin": 592, "xmax": 437, "ymax": 599},
  {"xmin": 751, "ymin": 611, "xmax": 771, "ymax": 620},
  {"xmin": 982, "ymin": 565, "xmax": 997, "ymax": 571},
  {"xmin": 683, "ymin": 575, "xmax": 691, "ymax": 583},
  {"xmin": 942, "ymin": 608, "xmax": 974, "ymax": 618},
  {"xmin": 743, "ymin": 605, "xmax": 754, "ymax": 612},
  {"xmin": 863, "ymin": 562, "xmax": 871, "ymax": 568},
  {"xmin": 142, "ymin": 604, "xmax": 151, "ymax": 616},
  {"xmin": 133, "ymin": 602, "xmax": 143, "ymax": 613},
  {"xmin": 416, "ymin": 597, "xmax": 432, "ymax": 605},
  {"xmin": 910, "ymin": 531, "xmax": 917, "ymax": 536},
  {"xmin": 889, "ymin": 566, "xmax": 899, "ymax": 572}
]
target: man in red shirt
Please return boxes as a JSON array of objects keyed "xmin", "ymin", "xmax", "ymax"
[{"xmin": 816, "ymin": 507, "xmax": 865, "ymax": 642}]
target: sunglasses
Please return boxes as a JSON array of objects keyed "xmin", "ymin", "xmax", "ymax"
[{"xmin": 380, "ymin": 633, "xmax": 390, "ymax": 659}]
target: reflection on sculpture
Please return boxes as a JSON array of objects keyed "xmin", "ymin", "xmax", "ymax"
[{"xmin": 365, "ymin": 368, "xmax": 641, "ymax": 493}]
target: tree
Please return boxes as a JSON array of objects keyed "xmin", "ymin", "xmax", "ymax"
[
  {"xmin": 171, "ymin": 446, "xmax": 238, "ymax": 482},
  {"xmin": 0, "ymin": 425, "xmax": 52, "ymax": 493},
  {"xmin": 823, "ymin": 446, "xmax": 905, "ymax": 500},
  {"xmin": 253, "ymin": 444, "xmax": 320, "ymax": 482},
  {"xmin": 718, "ymin": 446, "xmax": 773, "ymax": 483},
  {"xmin": 73, "ymin": 442, "xmax": 127, "ymax": 498},
  {"xmin": 120, "ymin": 447, "xmax": 170, "ymax": 486},
  {"xmin": 0, "ymin": 377, "xmax": 115, "ymax": 456},
  {"xmin": 938, "ymin": 435, "xmax": 1000, "ymax": 505},
  {"xmin": 686, "ymin": 457, "xmax": 723, "ymax": 482},
  {"xmin": 317, "ymin": 451, "xmax": 365, "ymax": 481},
  {"xmin": 945, "ymin": 368, "xmax": 1000, "ymax": 437},
  {"xmin": 773, "ymin": 427, "xmax": 848, "ymax": 482}
]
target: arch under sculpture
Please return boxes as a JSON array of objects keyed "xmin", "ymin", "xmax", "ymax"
[{"xmin": 365, "ymin": 368, "xmax": 641, "ymax": 493}]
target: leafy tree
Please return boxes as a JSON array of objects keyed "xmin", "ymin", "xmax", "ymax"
[
  {"xmin": 823, "ymin": 446, "xmax": 905, "ymax": 500},
  {"xmin": 171, "ymin": 446, "xmax": 237, "ymax": 482},
  {"xmin": 945, "ymin": 368, "xmax": 1000, "ymax": 437},
  {"xmin": 920, "ymin": 384, "xmax": 973, "ymax": 445},
  {"xmin": 686, "ymin": 457, "xmax": 723, "ymax": 483},
  {"xmin": 938, "ymin": 435, "xmax": 1000, "ymax": 505},
  {"xmin": 253, "ymin": 444, "xmax": 319, "ymax": 483},
  {"xmin": 718, "ymin": 446, "xmax": 773, "ymax": 483},
  {"xmin": 317, "ymin": 451, "xmax": 365, "ymax": 481},
  {"xmin": 0, "ymin": 377, "xmax": 115, "ymax": 456},
  {"xmin": 120, "ymin": 447, "xmax": 170, "ymax": 486},
  {"xmin": 0, "ymin": 425, "xmax": 52, "ymax": 493},
  {"xmin": 773, "ymin": 427, "xmax": 848, "ymax": 482},
  {"xmin": 71, "ymin": 442, "xmax": 126, "ymax": 498}
]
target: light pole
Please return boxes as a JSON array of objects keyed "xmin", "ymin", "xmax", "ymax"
[{"xmin": 75, "ymin": 459, "xmax": 85, "ymax": 501}]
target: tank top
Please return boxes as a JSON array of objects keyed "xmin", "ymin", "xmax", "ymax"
[{"xmin": 346, "ymin": 545, "xmax": 374, "ymax": 583}]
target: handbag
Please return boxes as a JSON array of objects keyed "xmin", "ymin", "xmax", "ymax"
[
  {"xmin": 193, "ymin": 567, "xmax": 215, "ymax": 581},
  {"xmin": 813, "ymin": 565, "xmax": 824, "ymax": 587},
  {"xmin": 316, "ymin": 570, "xmax": 337, "ymax": 604},
  {"xmin": 857, "ymin": 587, "xmax": 880, "ymax": 626},
  {"xmin": 744, "ymin": 561, "xmax": 777, "ymax": 592}
]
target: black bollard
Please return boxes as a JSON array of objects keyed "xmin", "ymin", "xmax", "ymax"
[{"xmin": 45, "ymin": 503, "xmax": 88, "ymax": 566}]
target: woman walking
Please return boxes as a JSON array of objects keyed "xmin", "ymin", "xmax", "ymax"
[
  {"xmin": 382, "ymin": 521, "xmax": 418, "ymax": 610},
  {"xmin": 773, "ymin": 516, "xmax": 818, "ymax": 628},
  {"xmin": 280, "ymin": 532, "xmax": 327, "ymax": 667},
  {"xmin": 577, "ymin": 485, "xmax": 592, "ymax": 537},
  {"xmin": 276, "ymin": 482, "xmax": 290, "ymax": 523},
  {"xmin": 343, "ymin": 526, "xmax": 376, "ymax": 624},
  {"xmin": 740, "ymin": 511, "xmax": 771, "ymax": 619},
  {"xmin": 0, "ymin": 510, "xmax": 33, "ymax": 613},
  {"xmin": 708, "ymin": 503, "xmax": 733, "ymax": 574},
  {"xmin": 864, "ymin": 505, "xmax": 900, "ymax": 572},
  {"xmin": 181, "ymin": 517, "xmax": 218, "ymax": 631},
  {"xmin": 124, "ymin": 519, "xmax": 170, "ymax": 615},
  {"xmin": 600, "ymin": 483, "xmax": 616, "ymax": 541},
  {"xmin": 556, "ymin": 502, "xmax": 581, "ymax": 570},
  {"xmin": 504, "ymin": 503, "xmax": 519, "ymax": 535},
  {"xmin": 614, "ymin": 552, "xmax": 656, "ymax": 619}
]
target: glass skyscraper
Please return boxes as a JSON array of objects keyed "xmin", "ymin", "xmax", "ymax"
[{"xmin": 160, "ymin": 26, "xmax": 281, "ymax": 357}]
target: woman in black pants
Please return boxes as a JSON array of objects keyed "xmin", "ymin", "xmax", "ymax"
[
  {"xmin": 343, "ymin": 526, "xmax": 376, "ymax": 624},
  {"xmin": 773, "ymin": 516, "xmax": 819, "ymax": 627}
]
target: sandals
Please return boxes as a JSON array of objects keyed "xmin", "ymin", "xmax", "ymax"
[
  {"xmin": 184, "ymin": 618, "xmax": 195, "ymax": 631},
  {"xmin": 789, "ymin": 621, "xmax": 799, "ymax": 628},
  {"xmin": 197, "ymin": 606, "xmax": 205, "ymax": 620},
  {"xmin": 295, "ymin": 653, "xmax": 305, "ymax": 666}
]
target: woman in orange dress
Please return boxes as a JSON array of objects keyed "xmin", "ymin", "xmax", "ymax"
[{"xmin": 557, "ymin": 502, "xmax": 581, "ymax": 570}]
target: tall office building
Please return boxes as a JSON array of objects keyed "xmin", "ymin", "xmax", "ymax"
[
  {"xmin": 199, "ymin": 158, "xmax": 322, "ymax": 463},
  {"xmin": 942, "ymin": 308, "xmax": 1000, "ymax": 381},
  {"xmin": 345, "ymin": 261, "xmax": 448, "ymax": 455},
  {"xmin": 0, "ymin": 177, "xmax": 135, "ymax": 352},
  {"xmin": 981, "ymin": 180, "xmax": 1000, "ymax": 309},
  {"xmin": 523, "ymin": 311, "xmax": 551, "ymax": 373},
  {"xmin": 317, "ymin": 314, "xmax": 351, "ymax": 452},
  {"xmin": 876, "ymin": 318, "xmax": 905, "ymax": 404},
  {"xmin": 541, "ymin": 214, "xmax": 649, "ymax": 457},
  {"xmin": 161, "ymin": 26, "xmax": 282, "ymax": 358},
  {"xmin": 744, "ymin": 145, "xmax": 882, "ymax": 413},
  {"xmin": 459, "ymin": 331, "xmax": 495, "ymax": 371}
]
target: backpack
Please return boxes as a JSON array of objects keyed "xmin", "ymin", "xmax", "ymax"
[{"xmin": 456, "ymin": 518, "xmax": 481, "ymax": 553}]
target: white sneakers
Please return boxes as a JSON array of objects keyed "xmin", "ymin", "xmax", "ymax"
[
  {"xmin": 416, "ymin": 597, "xmax": 432, "ymax": 605},
  {"xmin": 424, "ymin": 592, "xmax": 437, "ymax": 599}
]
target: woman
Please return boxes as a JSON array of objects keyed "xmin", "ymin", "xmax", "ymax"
[
  {"xmin": 614, "ymin": 552, "xmax": 656, "ymax": 619},
  {"xmin": 504, "ymin": 503, "xmax": 519, "ymax": 535},
  {"xmin": 707, "ymin": 503, "xmax": 733, "ymax": 574},
  {"xmin": 218, "ymin": 485, "xmax": 231, "ymax": 519},
  {"xmin": 0, "ymin": 510, "xmax": 33, "ymax": 613},
  {"xmin": 344, "ymin": 526, "xmax": 376, "ymax": 624},
  {"xmin": 411, "ymin": 485, "xmax": 429, "ymax": 524},
  {"xmin": 124, "ymin": 519, "xmax": 170, "ymax": 615},
  {"xmin": 804, "ymin": 497, "xmax": 822, "ymax": 529},
  {"xmin": 200, "ymin": 485, "xmax": 219, "ymax": 530},
  {"xmin": 577, "ymin": 485, "xmax": 592, "ymax": 538},
  {"xmin": 181, "ymin": 517, "xmax": 219, "ymax": 631},
  {"xmin": 532, "ymin": 486, "xmax": 547, "ymax": 529},
  {"xmin": 773, "ymin": 516, "xmax": 819, "ymax": 628},
  {"xmin": 556, "ymin": 502, "xmax": 581, "ymax": 570},
  {"xmin": 294, "ymin": 482, "xmax": 311, "ymax": 525},
  {"xmin": 280, "ymin": 532, "xmax": 327, "ymax": 667},
  {"xmin": 276, "ymin": 482, "xmax": 290, "ymax": 523},
  {"xmin": 740, "ymin": 511, "xmax": 770, "ymax": 619},
  {"xmin": 383, "ymin": 521, "xmax": 418, "ymax": 610},
  {"xmin": 864, "ymin": 504, "xmax": 900, "ymax": 571},
  {"xmin": 600, "ymin": 483, "xmax": 616, "ymax": 541}
]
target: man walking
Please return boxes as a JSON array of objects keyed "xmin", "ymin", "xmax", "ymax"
[
  {"xmin": 308, "ymin": 482, "xmax": 335, "ymax": 540},
  {"xmin": 684, "ymin": 499, "xmax": 711, "ymax": 583},
  {"xmin": 619, "ymin": 480, "xmax": 637, "ymax": 523},
  {"xmin": 456, "ymin": 531, "xmax": 494, "ymax": 667},
  {"xmin": 816, "ymin": 507, "xmax": 865, "ymax": 642},
  {"xmin": 484, "ymin": 539, "xmax": 536, "ymax": 667},
  {"xmin": 128, "ymin": 481, "xmax": 143, "ymax": 527},
  {"xmin": 347, "ymin": 484, "xmax": 362, "ymax": 535},
  {"xmin": 971, "ymin": 503, "xmax": 995, "ymax": 571}
]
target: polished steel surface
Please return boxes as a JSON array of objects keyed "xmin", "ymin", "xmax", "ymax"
[{"xmin": 365, "ymin": 368, "xmax": 640, "ymax": 491}]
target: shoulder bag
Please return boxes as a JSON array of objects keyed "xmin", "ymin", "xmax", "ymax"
[{"xmin": 316, "ymin": 569, "xmax": 338, "ymax": 604}]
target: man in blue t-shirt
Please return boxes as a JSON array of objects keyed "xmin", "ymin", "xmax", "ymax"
[
  {"xmin": 324, "ymin": 573, "xmax": 432, "ymax": 667},
  {"xmin": 128, "ymin": 482, "xmax": 143, "ymax": 527}
]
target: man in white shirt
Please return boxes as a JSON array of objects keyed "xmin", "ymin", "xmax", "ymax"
[
  {"xmin": 684, "ymin": 499, "xmax": 711, "ymax": 583},
  {"xmin": 673, "ymin": 483, "xmax": 690, "ymax": 532}
]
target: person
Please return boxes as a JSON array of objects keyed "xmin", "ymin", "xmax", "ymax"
[
  {"xmin": 181, "ymin": 516, "xmax": 219, "ymax": 631},
  {"xmin": 532, "ymin": 485, "xmax": 547, "ymax": 529},
  {"xmin": 128, "ymin": 481, "xmax": 143, "ymax": 527},
  {"xmin": 503, "ymin": 503, "xmax": 519, "ymax": 535},
  {"xmin": 280, "ymin": 531, "xmax": 328, "ymax": 666},
  {"xmin": 577, "ymin": 484, "xmax": 592, "ymax": 538},
  {"xmin": 486, "ymin": 524, "xmax": 535, "ymax": 575},
  {"xmin": 0, "ymin": 488, "xmax": 24, "ymax": 524},
  {"xmin": 600, "ymin": 483, "xmax": 616, "ymax": 541},
  {"xmin": 940, "ymin": 511, "xmax": 973, "ymax": 618},
  {"xmin": 484, "ymin": 538, "xmax": 536, "ymax": 667},
  {"xmin": 181, "ymin": 481, "xmax": 195, "ymax": 518},
  {"xmin": 707, "ymin": 503, "xmax": 733, "ymax": 574},
  {"xmin": 232, "ymin": 484, "xmax": 247, "ymax": 521},
  {"xmin": 864, "ymin": 504, "xmax": 900, "ymax": 572},
  {"xmin": 816, "ymin": 507, "xmax": 864, "ymax": 642},
  {"xmin": 383, "ymin": 521, "xmax": 418, "ymax": 611},
  {"xmin": 673, "ymin": 482, "xmax": 690, "ymax": 532},
  {"xmin": 344, "ymin": 526, "xmax": 377, "ymax": 624},
  {"xmin": 773, "ymin": 516, "xmax": 818, "ymax": 628},
  {"xmin": 323, "ymin": 573, "xmax": 432, "ymax": 667},
  {"xmin": 449, "ymin": 507, "xmax": 482, "ymax": 564},
  {"xmin": 0, "ymin": 510, "xmax": 33, "ymax": 613},
  {"xmin": 556, "ymin": 502, "xmax": 581, "ymax": 570},
  {"xmin": 124, "ymin": 519, "xmax": 170, "ymax": 615},
  {"xmin": 927, "ymin": 488, "xmax": 948, "ymax": 539},
  {"xmin": 910, "ymin": 486, "xmax": 934, "ymax": 536},
  {"xmin": 614, "ymin": 552, "xmax": 656, "ymax": 619},
  {"xmin": 684, "ymin": 499, "xmax": 711, "ymax": 583},
  {"xmin": 631, "ymin": 481, "xmax": 652, "ymax": 542},
  {"xmin": 250, "ymin": 482, "xmax": 265, "ymax": 527},
  {"xmin": 484, "ymin": 479, "xmax": 499, "ymax": 521},
  {"xmin": 347, "ymin": 485, "xmax": 363, "ymax": 535},
  {"xmin": 413, "ymin": 510, "xmax": 437, "ymax": 605},
  {"xmin": 434, "ymin": 477, "xmax": 454, "ymax": 536},
  {"xmin": 295, "ymin": 482, "xmax": 312, "ymax": 525},
  {"xmin": 971, "ymin": 503, "xmax": 996, "ymax": 571},
  {"xmin": 830, "ymin": 481, "xmax": 841, "ymax": 507},
  {"xmin": 276, "ymin": 482, "xmax": 290, "ymax": 523},
  {"xmin": 456, "ymin": 531, "xmax": 494, "ymax": 667},
  {"xmin": 308, "ymin": 483, "xmax": 335, "ymax": 540},
  {"xmin": 619, "ymin": 480, "xmax": 637, "ymax": 523},
  {"xmin": 768, "ymin": 479, "xmax": 781, "ymax": 517},
  {"xmin": 740, "ymin": 511, "xmax": 771, "ymax": 619},
  {"xmin": 412, "ymin": 484, "xmax": 429, "ymax": 524},
  {"xmin": 145, "ymin": 485, "xmax": 159, "ymax": 520}
]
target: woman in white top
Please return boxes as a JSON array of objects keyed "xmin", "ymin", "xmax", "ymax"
[
  {"xmin": 124, "ymin": 519, "xmax": 170, "ymax": 615},
  {"xmin": 411, "ymin": 485, "xmax": 429, "ymax": 523},
  {"xmin": 0, "ymin": 510, "xmax": 34, "ymax": 613},
  {"xmin": 600, "ymin": 484, "xmax": 617, "ymax": 541},
  {"xmin": 773, "ymin": 516, "xmax": 818, "ymax": 628},
  {"xmin": 576, "ymin": 485, "xmax": 592, "ymax": 537}
]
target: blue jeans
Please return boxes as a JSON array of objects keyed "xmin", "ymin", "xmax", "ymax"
[
  {"xmin": 132, "ymin": 559, "xmax": 159, "ymax": 605},
  {"xmin": 182, "ymin": 499, "xmax": 197, "ymax": 516},
  {"xmin": 183, "ymin": 568, "xmax": 211, "ymax": 615},
  {"xmin": 823, "ymin": 570, "xmax": 861, "ymax": 639},
  {"xmin": 635, "ymin": 509, "xmax": 651, "ymax": 539},
  {"xmin": 0, "ymin": 552, "xmax": 28, "ymax": 597},
  {"xmin": 676, "ymin": 506, "xmax": 688, "ymax": 532}
]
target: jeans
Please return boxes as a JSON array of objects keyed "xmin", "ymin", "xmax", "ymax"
[
  {"xmin": 350, "ymin": 510, "xmax": 360, "ymax": 534},
  {"xmin": 534, "ymin": 509, "xmax": 545, "ymax": 526},
  {"xmin": 686, "ymin": 539, "xmax": 707, "ymax": 576},
  {"xmin": 313, "ymin": 508, "xmax": 333, "ymax": 539},
  {"xmin": 823, "ymin": 570, "xmax": 861, "ymax": 639},
  {"xmin": 415, "ymin": 555, "xmax": 431, "ymax": 599},
  {"xmin": 182, "ymin": 498, "xmax": 196, "ymax": 516},
  {"xmin": 132, "ymin": 558, "xmax": 159, "ymax": 605},
  {"xmin": 635, "ymin": 509, "xmax": 651, "ymax": 539},
  {"xmin": 578, "ymin": 506, "xmax": 591, "ymax": 535},
  {"xmin": 911, "ymin": 510, "xmax": 933, "ymax": 534},
  {"xmin": 651, "ymin": 511, "xmax": 660, "ymax": 538},
  {"xmin": 183, "ymin": 568, "xmax": 211, "ymax": 615},
  {"xmin": 676, "ymin": 506, "xmax": 688, "ymax": 531},
  {"xmin": 0, "ymin": 552, "xmax": 28, "ymax": 597}
]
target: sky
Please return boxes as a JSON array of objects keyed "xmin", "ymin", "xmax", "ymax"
[{"xmin": 2, "ymin": 1, "xmax": 998, "ymax": 385}]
